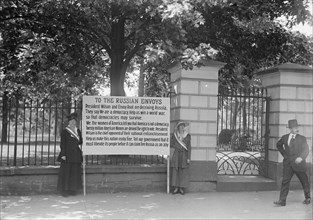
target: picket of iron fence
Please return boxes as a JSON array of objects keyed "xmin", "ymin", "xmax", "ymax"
[{"xmin": 0, "ymin": 97, "xmax": 165, "ymax": 167}]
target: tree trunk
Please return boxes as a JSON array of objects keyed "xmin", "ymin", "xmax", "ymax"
[
  {"xmin": 110, "ymin": 59, "xmax": 126, "ymax": 96},
  {"xmin": 231, "ymin": 99, "xmax": 238, "ymax": 131},
  {"xmin": 110, "ymin": 7, "xmax": 126, "ymax": 96},
  {"xmin": 138, "ymin": 62, "xmax": 145, "ymax": 97},
  {"xmin": 242, "ymin": 98, "xmax": 247, "ymax": 134}
]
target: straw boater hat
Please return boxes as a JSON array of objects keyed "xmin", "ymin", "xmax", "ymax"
[
  {"xmin": 287, "ymin": 119, "xmax": 299, "ymax": 128},
  {"xmin": 67, "ymin": 112, "xmax": 78, "ymax": 121},
  {"xmin": 175, "ymin": 121, "xmax": 189, "ymax": 128}
]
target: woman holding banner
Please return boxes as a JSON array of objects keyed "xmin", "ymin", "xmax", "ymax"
[
  {"xmin": 170, "ymin": 121, "xmax": 191, "ymax": 195},
  {"xmin": 57, "ymin": 112, "xmax": 83, "ymax": 197}
]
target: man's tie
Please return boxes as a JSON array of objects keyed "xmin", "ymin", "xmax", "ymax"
[{"xmin": 289, "ymin": 135, "xmax": 295, "ymax": 148}]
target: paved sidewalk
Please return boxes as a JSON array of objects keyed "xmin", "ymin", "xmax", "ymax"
[{"xmin": 1, "ymin": 190, "xmax": 312, "ymax": 220}]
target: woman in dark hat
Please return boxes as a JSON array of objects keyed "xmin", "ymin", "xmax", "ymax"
[
  {"xmin": 57, "ymin": 112, "xmax": 83, "ymax": 197},
  {"xmin": 170, "ymin": 121, "xmax": 192, "ymax": 195}
]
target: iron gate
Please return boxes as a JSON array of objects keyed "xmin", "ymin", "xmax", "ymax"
[{"xmin": 216, "ymin": 87, "xmax": 270, "ymax": 176}]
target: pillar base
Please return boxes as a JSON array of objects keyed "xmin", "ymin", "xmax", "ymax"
[{"xmin": 188, "ymin": 161, "xmax": 217, "ymax": 192}]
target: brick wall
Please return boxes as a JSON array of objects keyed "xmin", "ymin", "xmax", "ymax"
[{"xmin": 0, "ymin": 166, "xmax": 167, "ymax": 196}]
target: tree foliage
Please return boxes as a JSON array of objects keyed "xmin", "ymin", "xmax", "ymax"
[
  {"xmin": 0, "ymin": 0, "xmax": 106, "ymax": 101},
  {"xmin": 0, "ymin": 0, "xmax": 312, "ymax": 98},
  {"xmin": 186, "ymin": 1, "xmax": 313, "ymax": 92}
]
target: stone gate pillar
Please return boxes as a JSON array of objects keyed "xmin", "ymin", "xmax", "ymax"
[
  {"xmin": 168, "ymin": 60, "xmax": 225, "ymax": 192},
  {"xmin": 257, "ymin": 62, "xmax": 313, "ymax": 186}
]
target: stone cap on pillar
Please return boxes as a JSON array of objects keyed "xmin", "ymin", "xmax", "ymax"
[
  {"xmin": 167, "ymin": 60, "xmax": 226, "ymax": 82},
  {"xmin": 257, "ymin": 62, "xmax": 313, "ymax": 76},
  {"xmin": 256, "ymin": 62, "xmax": 313, "ymax": 87}
]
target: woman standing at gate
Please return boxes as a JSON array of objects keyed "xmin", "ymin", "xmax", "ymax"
[
  {"xmin": 170, "ymin": 121, "xmax": 191, "ymax": 195},
  {"xmin": 57, "ymin": 112, "xmax": 83, "ymax": 197}
]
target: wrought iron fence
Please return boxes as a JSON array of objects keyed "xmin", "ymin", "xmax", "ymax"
[
  {"xmin": 0, "ymin": 96, "xmax": 166, "ymax": 167},
  {"xmin": 216, "ymin": 87, "xmax": 270, "ymax": 176}
]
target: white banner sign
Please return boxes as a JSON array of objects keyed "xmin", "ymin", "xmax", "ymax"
[{"xmin": 82, "ymin": 96, "xmax": 170, "ymax": 155}]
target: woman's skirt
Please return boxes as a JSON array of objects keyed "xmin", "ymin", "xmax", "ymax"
[
  {"xmin": 170, "ymin": 167, "xmax": 190, "ymax": 188},
  {"xmin": 57, "ymin": 162, "xmax": 82, "ymax": 193}
]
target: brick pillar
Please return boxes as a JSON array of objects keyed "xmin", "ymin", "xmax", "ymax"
[
  {"xmin": 168, "ymin": 60, "xmax": 225, "ymax": 192},
  {"xmin": 257, "ymin": 62, "xmax": 313, "ymax": 185}
]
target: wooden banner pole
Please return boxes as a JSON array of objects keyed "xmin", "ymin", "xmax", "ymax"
[
  {"xmin": 83, "ymin": 155, "xmax": 86, "ymax": 196},
  {"xmin": 167, "ymin": 155, "xmax": 170, "ymax": 194}
]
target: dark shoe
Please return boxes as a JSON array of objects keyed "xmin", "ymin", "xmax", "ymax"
[
  {"xmin": 273, "ymin": 200, "xmax": 286, "ymax": 206},
  {"xmin": 172, "ymin": 188, "xmax": 179, "ymax": 195},
  {"xmin": 179, "ymin": 188, "xmax": 185, "ymax": 195},
  {"xmin": 303, "ymin": 198, "xmax": 311, "ymax": 205}
]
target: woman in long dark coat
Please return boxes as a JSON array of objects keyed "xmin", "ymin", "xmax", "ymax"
[
  {"xmin": 170, "ymin": 121, "xmax": 191, "ymax": 195},
  {"xmin": 57, "ymin": 112, "xmax": 83, "ymax": 197}
]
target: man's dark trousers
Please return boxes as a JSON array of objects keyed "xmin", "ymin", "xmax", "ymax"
[{"xmin": 280, "ymin": 159, "xmax": 311, "ymax": 201}]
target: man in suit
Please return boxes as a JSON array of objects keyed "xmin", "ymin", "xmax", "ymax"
[{"xmin": 274, "ymin": 119, "xmax": 311, "ymax": 206}]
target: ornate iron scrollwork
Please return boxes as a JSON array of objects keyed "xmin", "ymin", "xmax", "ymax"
[{"xmin": 216, "ymin": 150, "xmax": 265, "ymax": 175}]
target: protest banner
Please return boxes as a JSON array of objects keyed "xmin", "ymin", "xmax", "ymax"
[
  {"xmin": 81, "ymin": 96, "xmax": 171, "ymax": 195},
  {"xmin": 82, "ymin": 96, "xmax": 170, "ymax": 155}
]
